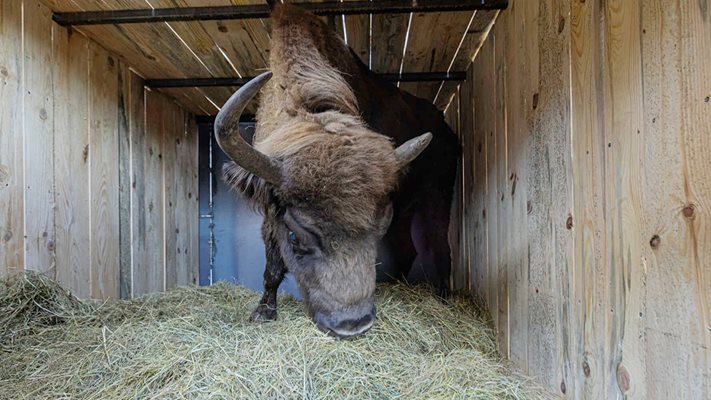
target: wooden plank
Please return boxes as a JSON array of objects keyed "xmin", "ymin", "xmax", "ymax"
[
  {"xmin": 162, "ymin": 96, "xmax": 189, "ymax": 290},
  {"xmin": 23, "ymin": 0, "xmax": 56, "ymax": 275},
  {"xmin": 172, "ymin": 109, "xmax": 199, "ymax": 287},
  {"xmin": 185, "ymin": 116, "xmax": 199, "ymax": 286},
  {"xmin": 444, "ymin": 89, "xmax": 460, "ymax": 290},
  {"xmin": 158, "ymin": 87, "xmax": 218, "ymax": 116},
  {"xmin": 133, "ymin": 89, "xmax": 166, "ymax": 296},
  {"xmin": 498, "ymin": 0, "xmax": 527, "ymax": 373},
  {"xmin": 0, "ymin": 0, "xmax": 25, "ymax": 277},
  {"xmin": 111, "ymin": 0, "xmax": 236, "ymax": 107},
  {"xmin": 178, "ymin": 0, "xmax": 269, "ymax": 76},
  {"xmin": 345, "ymin": 14, "xmax": 370, "ymax": 66},
  {"xmin": 458, "ymin": 68, "xmax": 474, "ymax": 293},
  {"xmin": 146, "ymin": 0, "xmax": 238, "ymax": 75},
  {"xmin": 164, "ymin": 101, "xmax": 178, "ymax": 290},
  {"xmin": 519, "ymin": 0, "xmax": 576, "ymax": 394},
  {"xmin": 53, "ymin": 23, "xmax": 91, "ymax": 298},
  {"xmin": 201, "ymin": 18, "xmax": 269, "ymax": 76},
  {"xmin": 143, "ymin": 0, "xmax": 255, "ymax": 111},
  {"xmin": 118, "ymin": 63, "xmax": 137, "ymax": 299},
  {"xmin": 126, "ymin": 71, "xmax": 146, "ymax": 299},
  {"xmin": 473, "ymin": 34, "xmax": 499, "ymax": 343},
  {"xmin": 399, "ymin": 11, "xmax": 472, "ymax": 100},
  {"xmin": 435, "ymin": 10, "xmax": 498, "ymax": 109},
  {"xmin": 198, "ymin": 0, "xmax": 273, "ymax": 79},
  {"xmin": 601, "ymin": 1, "xmax": 645, "ymax": 398},
  {"xmin": 491, "ymin": 21, "xmax": 509, "ymax": 359},
  {"xmin": 640, "ymin": 1, "xmax": 711, "ymax": 398},
  {"xmin": 64, "ymin": 0, "xmax": 229, "ymax": 114},
  {"xmin": 39, "ymin": 0, "xmax": 178, "ymax": 79},
  {"xmin": 371, "ymin": 13, "xmax": 408, "ymax": 74},
  {"xmin": 570, "ymin": 0, "xmax": 606, "ymax": 398},
  {"xmin": 88, "ymin": 42, "xmax": 120, "ymax": 299}
]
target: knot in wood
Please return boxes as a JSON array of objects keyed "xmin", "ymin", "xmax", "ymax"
[
  {"xmin": 566, "ymin": 214, "xmax": 574, "ymax": 230},
  {"xmin": 616, "ymin": 364, "xmax": 630, "ymax": 393},
  {"xmin": 650, "ymin": 234, "xmax": 661, "ymax": 249},
  {"xmin": 682, "ymin": 204, "xmax": 695, "ymax": 219},
  {"xmin": 582, "ymin": 360, "xmax": 591, "ymax": 377}
]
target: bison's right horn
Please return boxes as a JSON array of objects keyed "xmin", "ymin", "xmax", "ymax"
[
  {"xmin": 394, "ymin": 132, "xmax": 433, "ymax": 169},
  {"xmin": 214, "ymin": 71, "xmax": 282, "ymax": 186}
]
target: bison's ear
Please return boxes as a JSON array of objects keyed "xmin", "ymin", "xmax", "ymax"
[{"xmin": 394, "ymin": 132, "xmax": 432, "ymax": 169}]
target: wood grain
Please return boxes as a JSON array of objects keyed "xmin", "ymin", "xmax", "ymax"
[
  {"xmin": 345, "ymin": 14, "xmax": 370, "ymax": 67},
  {"xmin": 450, "ymin": 0, "xmax": 711, "ymax": 397},
  {"xmin": 444, "ymin": 89, "xmax": 460, "ymax": 290},
  {"xmin": 23, "ymin": 0, "xmax": 56, "ymax": 274},
  {"xmin": 400, "ymin": 11, "xmax": 472, "ymax": 101},
  {"xmin": 640, "ymin": 1, "xmax": 711, "ymax": 398},
  {"xmin": 184, "ymin": 116, "xmax": 199, "ymax": 286},
  {"xmin": 132, "ymin": 88, "xmax": 166, "ymax": 296},
  {"xmin": 2, "ymin": 1, "xmax": 199, "ymax": 299},
  {"xmin": 498, "ymin": 0, "xmax": 528, "ymax": 373},
  {"xmin": 435, "ymin": 10, "xmax": 499, "ymax": 110},
  {"xmin": 472, "ymin": 34, "xmax": 500, "ymax": 344},
  {"xmin": 491, "ymin": 21, "xmax": 509, "ymax": 359},
  {"xmin": 118, "ymin": 63, "xmax": 136, "ymax": 299},
  {"xmin": 0, "ymin": 0, "xmax": 25, "ymax": 276},
  {"xmin": 371, "ymin": 13, "xmax": 408, "ymax": 74},
  {"xmin": 163, "ymin": 97, "xmax": 183, "ymax": 290},
  {"xmin": 89, "ymin": 42, "xmax": 120, "ymax": 299},
  {"xmin": 458, "ymin": 67, "xmax": 474, "ymax": 293},
  {"xmin": 570, "ymin": 0, "xmax": 605, "ymax": 398},
  {"xmin": 53, "ymin": 23, "xmax": 92, "ymax": 298}
]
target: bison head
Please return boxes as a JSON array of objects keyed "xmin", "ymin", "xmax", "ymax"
[
  {"xmin": 216, "ymin": 73, "xmax": 430, "ymax": 337},
  {"xmin": 215, "ymin": 5, "xmax": 431, "ymax": 338}
]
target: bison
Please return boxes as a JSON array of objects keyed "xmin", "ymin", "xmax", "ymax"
[{"xmin": 218, "ymin": 4, "xmax": 459, "ymax": 338}]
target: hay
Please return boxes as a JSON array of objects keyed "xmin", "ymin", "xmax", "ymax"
[{"xmin": 0, "ymin": 272, "xmax": 551, "ymax": 399}]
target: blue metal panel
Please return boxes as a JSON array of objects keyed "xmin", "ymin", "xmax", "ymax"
[{"xmin": 198, "ymin": 122, "xmax": 301, "ymax": 299}]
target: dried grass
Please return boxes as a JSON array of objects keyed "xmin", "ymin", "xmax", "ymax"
[{"xmin": 0, "ymin": 272, "xmax": 552, "ymax": 399}]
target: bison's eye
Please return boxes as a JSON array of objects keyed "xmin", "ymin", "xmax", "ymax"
[{"xmin": 288, "ymin": 231, "xmax": 298, "ymax": 245}]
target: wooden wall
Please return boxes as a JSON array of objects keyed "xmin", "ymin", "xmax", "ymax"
[
  {"xmin": 445, "ymin": 0, "xmax": 711, "ymax": 398},
  {"xmin": 0, "ymin": 0, "xmax": 199, "ymax": 299}
]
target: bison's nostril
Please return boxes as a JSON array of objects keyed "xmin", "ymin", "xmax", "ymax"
[
  {"xmin": 335, "ymin": 313, "xmax": 373, "ymax": 332},
  {"xmin": 314, "ymin": 311, "xmax": 376, "ymax": 338}
]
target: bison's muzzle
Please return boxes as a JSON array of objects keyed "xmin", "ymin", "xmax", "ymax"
[{"xmin": 314, "ymin": 304, "xmax": 376, "ymax": 339}]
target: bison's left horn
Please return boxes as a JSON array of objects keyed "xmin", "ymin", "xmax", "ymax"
[
  {"xmin": 394, "ymin": 132, "xmax": 433, "ymax": 169},
  {"xmin": 214, "ymin": 71, "xmax": 282, "ymax": 186}
]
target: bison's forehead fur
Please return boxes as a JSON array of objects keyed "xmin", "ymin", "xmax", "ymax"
[{"xmin": 260, "ymin": 113, "xmax": 399, "ymax": 234}]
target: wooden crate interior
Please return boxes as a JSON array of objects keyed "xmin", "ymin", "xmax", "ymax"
[{"xmin": 1, "ymin": 0, "xmax": 710, "ymax": 398}]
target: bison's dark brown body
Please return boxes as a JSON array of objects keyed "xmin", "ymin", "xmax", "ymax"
[
  {"xmin": 344, "ymin": 53, "xmax": 460, "ymax": 292},
  {"xmin": 218, "ymin": 5, "xmax": 459, "ymax": 337}
]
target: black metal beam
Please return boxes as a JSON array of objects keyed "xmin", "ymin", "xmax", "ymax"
[
  {"xmin": 53, "ymin": 0, "xmax": 508, "ymax": 26},
  {"xmin": 145, "ymin": 71, "xmax": 466, "ymax": 88}
]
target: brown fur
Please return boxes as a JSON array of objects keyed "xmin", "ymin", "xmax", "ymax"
[{"xmin": 223, "ymin": 4, "xmax": 405, "ymax": 336}]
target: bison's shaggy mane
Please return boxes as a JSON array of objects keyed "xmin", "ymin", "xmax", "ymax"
[{"xmin": 223, "ymin": 4, "xmax": 402, "ymax": 233}]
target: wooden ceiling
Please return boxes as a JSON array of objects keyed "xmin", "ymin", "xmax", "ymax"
[{"xmin": 39, "ymin": 0, "xmax": 499, "ymax": 116}]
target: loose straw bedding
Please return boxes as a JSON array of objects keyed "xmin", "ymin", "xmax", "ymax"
[{"xmin": 0, "ymin": 272, "xmax": 551, "ymax": 399}]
